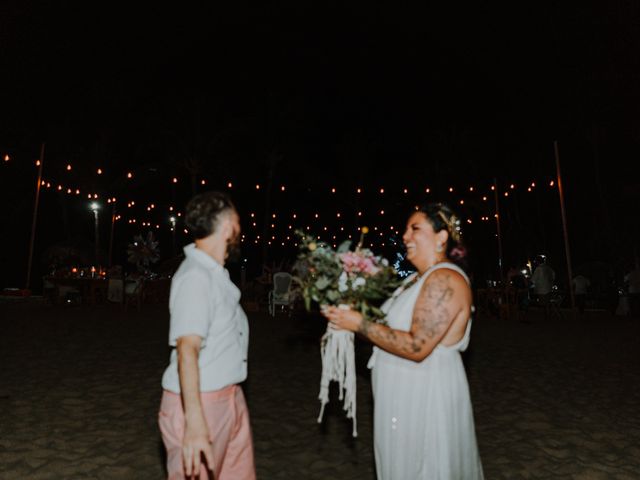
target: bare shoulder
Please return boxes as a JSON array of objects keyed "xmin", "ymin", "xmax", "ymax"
[{"xmin": 421, "ymin": 267, "xmax": 469, "ymax": 299}]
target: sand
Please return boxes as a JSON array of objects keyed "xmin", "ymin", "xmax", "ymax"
[{"xmin": 0, "ymin": 298, "xmax": 638, "ymax": 479}]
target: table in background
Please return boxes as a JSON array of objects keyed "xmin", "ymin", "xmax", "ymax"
[{"xmin": 43, "ymin": 276, "xmax": 109, "ymax": 305}]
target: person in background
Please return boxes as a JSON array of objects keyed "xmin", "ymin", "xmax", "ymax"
[
  {"xmin": 531, "ymin": 255, "xmax": 555, "ymax": 318},
  {"xmin": 158, "ymin": 191, "xmax": 255, "ymax": 480},
  {"xmin": 572, "ymin": 273, "xmax": 591, "ymax": 315},
  {"xmin": 624, "ymin": 260, "xmax": 640, "ymax": 317}
]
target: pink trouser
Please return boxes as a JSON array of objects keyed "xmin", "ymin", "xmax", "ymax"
[{"xmin": 158, "ymin": 385, "xmax": 256, "ymax": 480}]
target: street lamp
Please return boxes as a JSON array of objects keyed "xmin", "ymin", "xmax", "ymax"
[
  {"xmin": 90, "ymin": 202, "xmax": 100, "ymax": 265},
  {"xmin": 170, "ymin": 216, "xmax": 176, "ymax": 257}
]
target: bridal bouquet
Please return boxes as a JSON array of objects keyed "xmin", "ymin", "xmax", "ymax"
[
  {"xmin": 293, "ymin": 228, "xmax": 400, "ymax": 436},
  {"xmin": 293, "ymin": 227, "xmax": 400, "ymax": 322}
]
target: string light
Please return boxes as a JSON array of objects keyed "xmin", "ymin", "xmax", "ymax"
[{"xmin": 26, "ymin": 167, "xmax": 562, "ymax": 246}]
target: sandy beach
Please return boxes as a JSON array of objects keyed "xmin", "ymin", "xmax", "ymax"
[{"xmin": 0, "ymin": 298, "xmax": 639, "ymax": 479}]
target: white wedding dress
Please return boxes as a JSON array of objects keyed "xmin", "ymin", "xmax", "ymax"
[{"xmin": 368, "ymin": 262, "xmax": 484, "ymax": 480}]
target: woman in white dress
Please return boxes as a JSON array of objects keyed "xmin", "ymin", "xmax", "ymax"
[{"xmin": 323, "ymin": 202, "xmax": 484, "ymax": 479}]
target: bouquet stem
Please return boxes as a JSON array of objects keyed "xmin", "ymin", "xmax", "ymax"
[{"xmin": 317, "ymin": 323, "xmax": 358, "ymax": 437}]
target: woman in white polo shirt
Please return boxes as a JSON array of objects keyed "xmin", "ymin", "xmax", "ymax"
[{"xmin": 158, "ymin": 191, "xmax": 255, "ymax": 480}]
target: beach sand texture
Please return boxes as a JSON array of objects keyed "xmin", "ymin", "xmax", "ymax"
[{"xmin": 0, "ymin": 299, "xmax": 638, "ymax": 479}]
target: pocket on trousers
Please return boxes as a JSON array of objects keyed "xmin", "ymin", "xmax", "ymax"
[{"xmin": 158, "ymin": 395, "xmax": 184, "ymax": 446}]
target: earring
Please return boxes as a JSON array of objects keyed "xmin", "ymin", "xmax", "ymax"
[{"xmin": 436, "ymin": 243, "xmax": 444, "ymax": 253}]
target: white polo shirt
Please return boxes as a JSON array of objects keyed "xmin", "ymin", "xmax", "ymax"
[{"xmin": 161, "ymin": 243, "xmax": 249, "ymax": 393}]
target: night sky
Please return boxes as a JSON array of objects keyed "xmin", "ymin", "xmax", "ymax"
[{"xmin": 2, "ymin": 3, "xmax": 639, "ymax": 292}]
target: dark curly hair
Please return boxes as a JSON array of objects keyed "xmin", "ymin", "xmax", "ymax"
[
  {"xmin": 415, "ymin": 202, "xmax": 468, "ymax": 269},
  {"xmin": 184, "ymin": 191, "xmax": 236, "ymax": 240}
]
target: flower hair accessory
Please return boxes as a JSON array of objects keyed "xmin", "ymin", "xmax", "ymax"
[{"xmin": 436, "ymin": 209, "xmax": 462, "ymax": 243}]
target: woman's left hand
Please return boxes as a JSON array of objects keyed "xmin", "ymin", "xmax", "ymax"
[{"xmin": 321, "ymin": 305, "xmax": 363, "ymax": 332}]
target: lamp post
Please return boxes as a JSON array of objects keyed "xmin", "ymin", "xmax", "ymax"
[
  {"xmin": 108, "ymin": 201, "xmax": 116, "ymax": 267},
  {"xmin": 90, "ymin": 202, "xmax": 100, "ymax": 265},
  {"xmin": 170, "ymin": 216, "xmax": 176, "ymax": 257}
]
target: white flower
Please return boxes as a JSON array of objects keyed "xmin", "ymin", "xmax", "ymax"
[
  {"xmin": 338, "ymin": 272, "xmax": 349, "ymax": 292},
  {"xmin": 353, "ymin": 277, "xmax": 366, "ymax": 289}
]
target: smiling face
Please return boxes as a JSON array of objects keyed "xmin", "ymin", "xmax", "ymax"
[{"xmin": 402, "ymin": 211, "xmax": 448, "ymax": 274}]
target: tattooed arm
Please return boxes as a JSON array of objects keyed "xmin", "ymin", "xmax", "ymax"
[{"xmin": 323, "ymin": 269, "xmax": 468, "ymax": 362}]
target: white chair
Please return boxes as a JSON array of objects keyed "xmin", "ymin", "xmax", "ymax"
[{"xmin": 268, "ymin": 272, "xmax": 293, "ymax": 316}]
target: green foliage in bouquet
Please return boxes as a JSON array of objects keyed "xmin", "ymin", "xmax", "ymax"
[{"xmin": 292, "ymin": 229, "xmax": 402, "ymax": 323}]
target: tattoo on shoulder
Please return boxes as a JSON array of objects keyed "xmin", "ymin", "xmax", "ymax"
[{"xmin": 413, "ymin": 274, "xmax": 454, "ymax": 339}]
